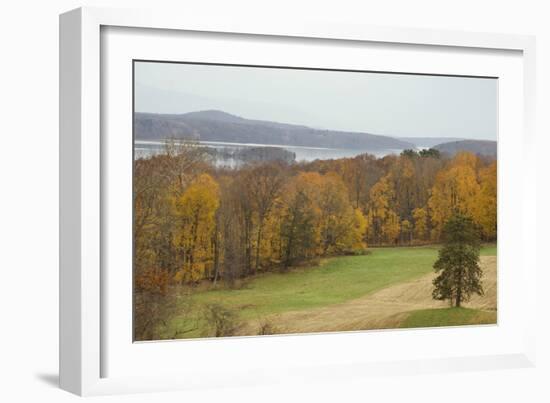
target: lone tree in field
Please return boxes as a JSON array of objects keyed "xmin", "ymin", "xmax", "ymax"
[{"xmin": 432, "ymin": 212, "xmax": 483, "ymax": 307}]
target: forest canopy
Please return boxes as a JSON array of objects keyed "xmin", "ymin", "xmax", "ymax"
[{"xmin": 134, "ymin": 142, "xmax": 497, "ymax": 288}]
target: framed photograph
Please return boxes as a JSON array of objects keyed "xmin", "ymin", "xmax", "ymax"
[{"xmin": 60, "ymin": 7, "xmax": 537, "ymax": 396}]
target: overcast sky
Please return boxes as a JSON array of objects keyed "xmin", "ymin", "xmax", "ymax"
[{"xmin": 135, "ymin": 61, "xmax": 497, "ymax": 140}]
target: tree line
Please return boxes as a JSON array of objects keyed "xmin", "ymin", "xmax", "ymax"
[{"xmin": 134, "ymin": 142, "xmax": 496, "ymax": 288}]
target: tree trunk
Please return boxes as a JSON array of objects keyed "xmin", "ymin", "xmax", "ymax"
[
  {"xmin": 244, "ymin": 214, "xmax": 253, "ymax": 276},
  {"xmin": 254, "ymin": 220, "xmax": 264, "ymax": 274},
  {"xmin": 455, "ymin": 264, "xmax": 463, "ymax": 307},
  {"xmin": 455, "ymin": 283, "xmax": 462, "ymax": 307},
  {"xmin": 212, "ymin": 228, "xmax": 220, "ymax": 286}
]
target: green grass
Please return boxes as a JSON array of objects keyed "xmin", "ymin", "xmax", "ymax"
[
  {"xmin": 192, "ymin": 247, "xmax": 440, "ymax": 318},
  {"xmin": 480, "ymin": 244, "xmax": 497, "ymax": 256},
  {"xmin": 161, "ymin": 244, "xmax": 496, "ymax": 338},
  {"xmin": 400, "ymin": 307, "xmax": 497, "ymax": 328}
]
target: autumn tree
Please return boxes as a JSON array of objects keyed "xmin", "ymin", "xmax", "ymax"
[
  {"xmin": 432, "ymin": 213, "xmax": 483, "ymax": 307},
  {"xmin": 428, "ymin": 152, "xmax": 481, "ymax": 241},
  {"xmin": 134, "ymin": 157, "xmax": 169, "ymax": 272},
  {"xmin": 134, "ymin": 266, "xmax": 172, "ymax": 340},
  {"xmin": 365, "ymin": 175, "xmax": 400, "ymax": 245},
  {"xmin": 216, "ymin": 176, "xmax": 247, "ymax": 284},
  {"xmin": 474, "ymin": 161, "xmax": 497, "ymax": 240},
  {"xmin": 233, "ymin": 175, "xmax": 255, "ymax": 275},
  {"xmin": 172, "ymin": 174, "xmax": 220, "ymax": 282},
  {"xmin": 162, "ymin": 139, "xmax": 210, "ymax": 193},
  {"xmin": 336, "ymin": 154, "xmax": 382, "ymax": 210},
  {"xmin": 400, "ymin": 219, "xmax": 413, "ymax": 245},
  {"xmin": 412, "ymin": 207, "xmax": 429, "ymax": 241},
  {"xmin": 133, "ymin": 140, "xmax": 211, "ymax": 277},
  {"xmin": 411, "ymin": 152, "xmax": 444, "ymax": 209},
  {"xmin": 387, "ymin": 156, "xmax": 416, "ymax": 220},
  {"xmin": 280, "ymin": 189, "xmax": 319, "ymax": 268},
  {"xmin": 279, "ymin": 174, "xmax": 320, "ymax": 269},
  {"xmin": 244, "ymin": 163, "xmax": 287, "ymax": 273},
  {"xmin": 317, "ymin": 173, "xmax": 367, "ymax": 254}
]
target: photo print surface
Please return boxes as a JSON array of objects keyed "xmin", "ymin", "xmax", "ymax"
[{"xmin": 133, "ymin": 61, "xmax": 497, "ymax": 341}]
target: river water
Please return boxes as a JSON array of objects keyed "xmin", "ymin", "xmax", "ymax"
[{"xmin": 134, "ymin": 140, "xmax": 402, "ymax": 166}]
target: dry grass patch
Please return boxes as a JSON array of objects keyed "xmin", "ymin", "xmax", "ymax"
[{"xmin": 261, "ymin": 255, "xmax": 496, "ymax": 334}]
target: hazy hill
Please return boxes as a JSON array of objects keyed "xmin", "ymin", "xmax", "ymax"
[
  {"xmin": 433, "ymin": 140, "xmax": 497, "ymax": 157},
  {"xmin": 134, "ymin": 110, "xmax": 415, "ymax": 151},
  {"xmin": 398, "ymin": 137, "xmax": 465, "ymax": 148}
]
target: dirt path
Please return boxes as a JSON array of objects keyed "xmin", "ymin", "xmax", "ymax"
[{"xmin": 239, "ymin": 256, "xmax": 497, "ymax": 335}]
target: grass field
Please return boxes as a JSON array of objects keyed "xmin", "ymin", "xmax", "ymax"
[
  {"xmin": 399, "ymin": 307, "xmax": 497, "ymax": 328},
  {"xmin": 160, "ymin": 244, "xmax": 497, "ymax": 339}
]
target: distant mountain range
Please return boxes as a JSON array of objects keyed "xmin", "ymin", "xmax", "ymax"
[
  {"xmin": 134, "ymin": 110, "xmax": 415, "ymax": 151},
  {"xmin": 433, "ymin": 140, "xmax": 497, "ymax": 157},
  {"xmin": 134, "ymin": 110, "xmax": 496, "ymax": 157}
]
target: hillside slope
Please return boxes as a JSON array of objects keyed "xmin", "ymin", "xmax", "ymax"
[
  {"xmin": 134, "ymin": 110, "xmax": 415, "ymax": 151},
  {"xmin": 434, "ymin": 139, "xmax": 497, "ymax": 157},
  {"xmin": 398, "ymin": 136, "xmax": 464, "ymax": 148}
]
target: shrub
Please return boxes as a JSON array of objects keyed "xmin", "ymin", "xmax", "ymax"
[
  {"xmin": 257, "ymin": 317, "xmax": 282, "ymax": 335},
  {"xmin": 134, "ymin": 267, "xmax": 175, "ymax": 341},
  {"xmin": 201, "ymin": 303, "xmax": 241, "ymax": 337},
  {"xmin": 343, "ymin": 248, "xmax": 371, "ymax": 256}
]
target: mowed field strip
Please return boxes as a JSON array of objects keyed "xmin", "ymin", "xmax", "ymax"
[
  {"xmin": 168, "ymin": 245, "xmax": 497, "ymax": 338},
  {"xmin": 251, "ymin": 255, "xmax": 496, "ymax": 334}
]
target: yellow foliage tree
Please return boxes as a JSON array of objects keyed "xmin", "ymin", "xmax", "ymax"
[
  {"xmin": 172, "ymin": 174, "xmax": 220, "ymax": 282},
  {"xmin": 365, "ymin": 175, "xmax": 400, "ymax": 245},
  {"xmin": 474, "ymin": 161, "xmax": 497, "ymax": 240},
  {"xmin": 388, "ymin": 156, "xmax": 416, "ymax": 218},
  {"xmin": 260, "ymin": 207, "xmax": 284, "ymax": 267},
  {"xmin": 317, "ymin": 173, "xmax": 367, "ymax": 254},
  {"xmin": 382, "ymin": 210, "xmax": 401, "ymax": 244},
  {"xmin": 428, "ymin": 152, "xmax": 480, "ymax": 241},
  {"xmin": 412, "ymin": 207, "xmax": 428, "ymax": 241},
  {"xmin": 278, "ymin": 171, "xmax": 368, "ymax": 266}
]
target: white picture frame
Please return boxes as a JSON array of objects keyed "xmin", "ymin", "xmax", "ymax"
[{"xmin": 59, "ymin": 6, "xmax": 537, "ymax": 396}]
